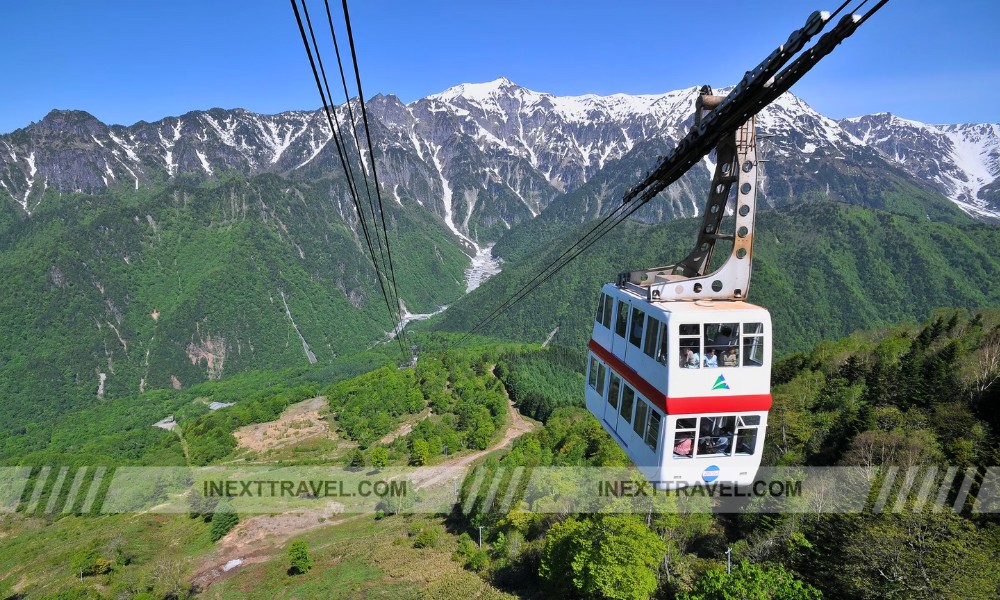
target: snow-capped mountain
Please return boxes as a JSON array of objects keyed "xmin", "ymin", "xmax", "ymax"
[
  {"xmin": 0, "ymin": 108, "xmax": 336, "ymax": 212},
  {"xmin": 839, "ymin": 113, "xmax": 1000, "ymax": 219},
  {"xmin": 1, "ymin": 78, "xmax": 998, "ymax": 231},
  {"xmin": 368, "ymin": 79, "xmax": 709, "ymax": 242}
]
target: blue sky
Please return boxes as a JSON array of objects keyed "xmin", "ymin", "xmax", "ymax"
[{"xmin": 2, "ymin": 0, "xmax": 998, "ymax": 134}]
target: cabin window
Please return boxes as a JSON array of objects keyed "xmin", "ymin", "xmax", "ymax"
[
  {"xmin": 743, "ymin": 322, "xmax": 765, "ymax": 367},
  {"xmin": 735, "ymin": 415, "xmax": 760, "ymax": 455},
  {"xmin": 607, "ymin": 374, "xmax": 621, "ymax": 412},
  {"xmin": 588, "ymin": 357, "xmax": 598, "ymax": 389},
  {"xmin": 656, "ymin": 322, "xmax": 669, "ymax": 365},
  {"xmin": 679, "ymin": 324, "xmax": 700, "ymax": 336},
  {"xmin": 704, "ymin": 323, "xmax": 739, "ymax": 368},
  {"xmin": 595, "ymin": 293, "xmax": 613, "ymax": 329},
  {"xmin": 620, "ymin": 385, "xmax": 636, "ymax": 425},
  {"xmin": 643, "ymin": 317, "xmax": 659, "ymax": 358},
  {"xmin": 673, "ymin": 418, "xmax": 696, "ymax": 458},
  {"xmin": 698, "ymin": 416, "xmax": 736, "ymax": 456},
  {"xmin": 644, "ymin": 411, "xmax": 662, "ymax": 452},
  {"xmin": 596, "ymin": 362, "xmax": 607, "ymax": 396},
  {"xmin": 629, "ymin": 307, "xmax": 645, "ymax": 348},
  {"xmin": 679, "ymin": 323, "xmax": 701, "ymax": 369},
  {"xmin": 614, "ymin": 301, "xmax": 629, "ymax": 337},
  {"xmin": 633, "ymin": 400, "xmax": 649, "ymax": 438},
  {"xmin": 672, "ymin": 415, "xmax": 760, "ymax": 458}
]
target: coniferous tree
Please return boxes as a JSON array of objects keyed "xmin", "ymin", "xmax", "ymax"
[{"xmin": 209, "ymin": 503, "xmax": 239, "ymax": 542}]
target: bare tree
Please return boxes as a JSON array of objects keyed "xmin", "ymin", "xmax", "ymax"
[
  {"xmin": 151, "ymin": 558, "xmax": 190, "ymax": 600},
  {"xmin": 970, "ymin": 329, "xmax": 1000, "ymax": 400}
]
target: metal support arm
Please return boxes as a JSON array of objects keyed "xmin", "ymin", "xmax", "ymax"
[{"xmin": 619, "ymin": 96, "xmax": 758, "ymax": 302}]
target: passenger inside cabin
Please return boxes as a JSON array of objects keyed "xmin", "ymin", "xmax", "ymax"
[
  {"xmin": 673, "ymin": 432, "xmax": 694, "ymax": 456},
  {"xmin": 698, "ymin": 416, "xmax": 736, "ymax": 455},
  {"xmin": 680, "ymin": 339, "xmax": 700, "ymax": 368},
  {"xmin": 722, "ymin": 347, "xmax": 738, "ymax": 367},
  {"xmin": 703, "ymin": 348, "xmax": 718, "ymax": 368},
  {"xmin": 681, "ymin": 347, "xmax": 700, "ymax": 368},
  {"xmin": 698, "ymin": 434, "xmax": 732, "ymax": 455}
]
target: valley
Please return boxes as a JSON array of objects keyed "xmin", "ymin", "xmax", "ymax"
[
  {"xmin": 0, "ymin": 74, "xmax": 998, "ymax": 600},
  {"xmin": 0, "ymin": 312, "xmax": 997, "ymax": 599}
]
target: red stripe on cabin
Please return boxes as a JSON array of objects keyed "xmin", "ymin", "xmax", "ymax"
[
  {"xmin": 588, "ymin": 339, "xmax": 668, "ymax": 410},
  {"xmin": 588, "ymin": 339, "xmax": 772, "ymax": 415},
  {"xmin": 665, "ymin": 395, "xmax": 773, "ymax": 414}
]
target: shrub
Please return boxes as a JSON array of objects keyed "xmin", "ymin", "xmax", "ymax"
[
  {"xmin": 413, "ymin": 526, "xmax": 442, "ymax": 549},
  {"xmin": 288, "ymin": 540, "xmax": 312, "ymax": 575},
  {"xmin": 209, "ymin": 504, "xmax": 239, "ymax": 542}
]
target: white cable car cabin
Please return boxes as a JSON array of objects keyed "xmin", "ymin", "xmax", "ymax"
[
  {"xmin": 585, "ymin": 286, "xmax": 771, "ymax": 488},
  {"xmin": 585, "ymin": 87, "xmax": 772, "ymax": 488}
]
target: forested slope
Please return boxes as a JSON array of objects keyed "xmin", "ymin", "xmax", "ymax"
[
  {"xmin": 457, "ymin": 309, "xmax": 1000, "ymax": 599},
  {"xmin": 2, "ymin": 311, "xmax": 998, "ymax": 599},
  {"xmin": 0, "ymin": 174, "xmax": 470, "ymax": 448},
  {"xmin": 434, "ymin": 202, "xmax": 1000, "ymax": 355}
]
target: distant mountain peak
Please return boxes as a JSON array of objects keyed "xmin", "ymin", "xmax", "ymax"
[
  {"xmin": 43, "ymin": 108, "xmax": 98, "ymax": 120},
  {"xmin": 428, "ymin": 77, "xmax": 524, "ymax": 103},
  {"xmin": 844, "ymin": 111, "xmax": 935, "ymax": 129},
  {"xmin": 36, "ymin": 109, "xmax": 104, "ymax": 129}
]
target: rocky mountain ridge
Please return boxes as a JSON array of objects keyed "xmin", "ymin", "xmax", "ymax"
[
  {"xmin": 2, "ymin": 78, "xmax": 998, "ymax": 231},
  {"xmin": 839, "ymin": 113, "xmax": 1000, "ymax": 219}
]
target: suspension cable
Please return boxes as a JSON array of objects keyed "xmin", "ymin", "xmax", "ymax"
[
  {"xmin": 340, "ymin": 0, "xmax": 411, "ymax": 357},
  {"xmin": 319, "ymin": 0, "xmax": 398, "ymax": 321},
  {"xmin": 291, "ymin": 0, "xmax": 408, "ymax": 359}
]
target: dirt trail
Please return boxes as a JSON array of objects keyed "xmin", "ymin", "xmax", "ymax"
[
  {"xmin": 190, "ymin": 374, "xmax": 536, "ymax": 591},
  {"xmin": 191, "ymin": 510, "xmax": 359, "ymax": 591},
  {"xmin": 232, "ymin": 396, "xmax": 329, "ymax": 454},
  {"xmin": 409, "ymin": 379, "xmax": 536, "ymax": 491},
  {"xmin": 378, "ymin": 406, "xmax": 432, "ymax": 445}
]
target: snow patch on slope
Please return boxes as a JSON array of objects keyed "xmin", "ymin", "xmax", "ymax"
[
  {"xmin": 108, "ymin": 132, "xmax": 140, "ymax": 162},
  {"xmin": 20, "ymin": 152, "xmax": 37, "ymax": 212},
  {"xmin": 940, "ymin": 124, "xmax": 1000, "ymax": 205},
  {"xmin": 429, "ymin": 143, "xmax": 475, "ymax": 253},
  {"xmin": 465, "ymin": 244, "xmax": 502, "ymax": 293},
  {"xmin": 196, "ymin": 150, "xmax": 213, "ymax": 175}
]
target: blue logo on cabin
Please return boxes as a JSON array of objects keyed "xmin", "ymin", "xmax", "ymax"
[
  {"xmin": 712, "ymin": 375, "xmax": 730, "ymax": 390},
  {"xmin": 702, "ymin": 465, "xmax": 720, "ymax": 483}
]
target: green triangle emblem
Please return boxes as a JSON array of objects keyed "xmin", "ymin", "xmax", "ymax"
[{"xmin": 712, "ymin": 375, "xmax": 730, "ymax": 390}]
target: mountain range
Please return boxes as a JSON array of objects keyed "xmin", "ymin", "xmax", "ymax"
[
  {"xmin": 0, "ymin": 78, "xmax": 998, "ymax": 457},
  {"xmin": 2, "ymin": 78, "xmax": 998, "ymax": 232}
]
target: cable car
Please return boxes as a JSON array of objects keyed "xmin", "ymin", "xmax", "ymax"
[
  {"xmin": 586, "ymin": 87, "xmax": 772, "ymax": 488},
  {"xmin": 586, "ymin": 287, "xmax": 771, "ymax": 487},
  {"xmin": 580, "ymin": 6, "xmax": 885, "ymax": 486}
]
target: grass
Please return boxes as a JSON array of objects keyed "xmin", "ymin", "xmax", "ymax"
[
  {"xmin": 0, "ymin": 510, "xmax": 516, "ymax": 599},
  {"xmin": 0, "ymin": 512, "xmax": 213, "ymax": 598},
  {"xmin": 244, "ymin": 436, "xmax": 347, "ymax": 466}
]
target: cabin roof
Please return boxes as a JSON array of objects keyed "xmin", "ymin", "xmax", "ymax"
[{"xmin": 602, "ymin": 283, "xmax": 767, "ymax": 315}]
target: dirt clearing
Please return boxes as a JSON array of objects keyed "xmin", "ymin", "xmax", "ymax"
[{"xmin": 232, "ymin": 396, "xmax": 330, "ymax": 454}]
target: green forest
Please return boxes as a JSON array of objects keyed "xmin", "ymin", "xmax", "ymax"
[
  {"xmin": 0, "ymin": 309, "xmax": 997, "ymax": 599},
  {"xmin": 452, "ymin": 309, "xmax": 1000, "ymax": 599},
  {"xmin": 0, "ymin": 172, "xmax": 471, "ymax": 459}
]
